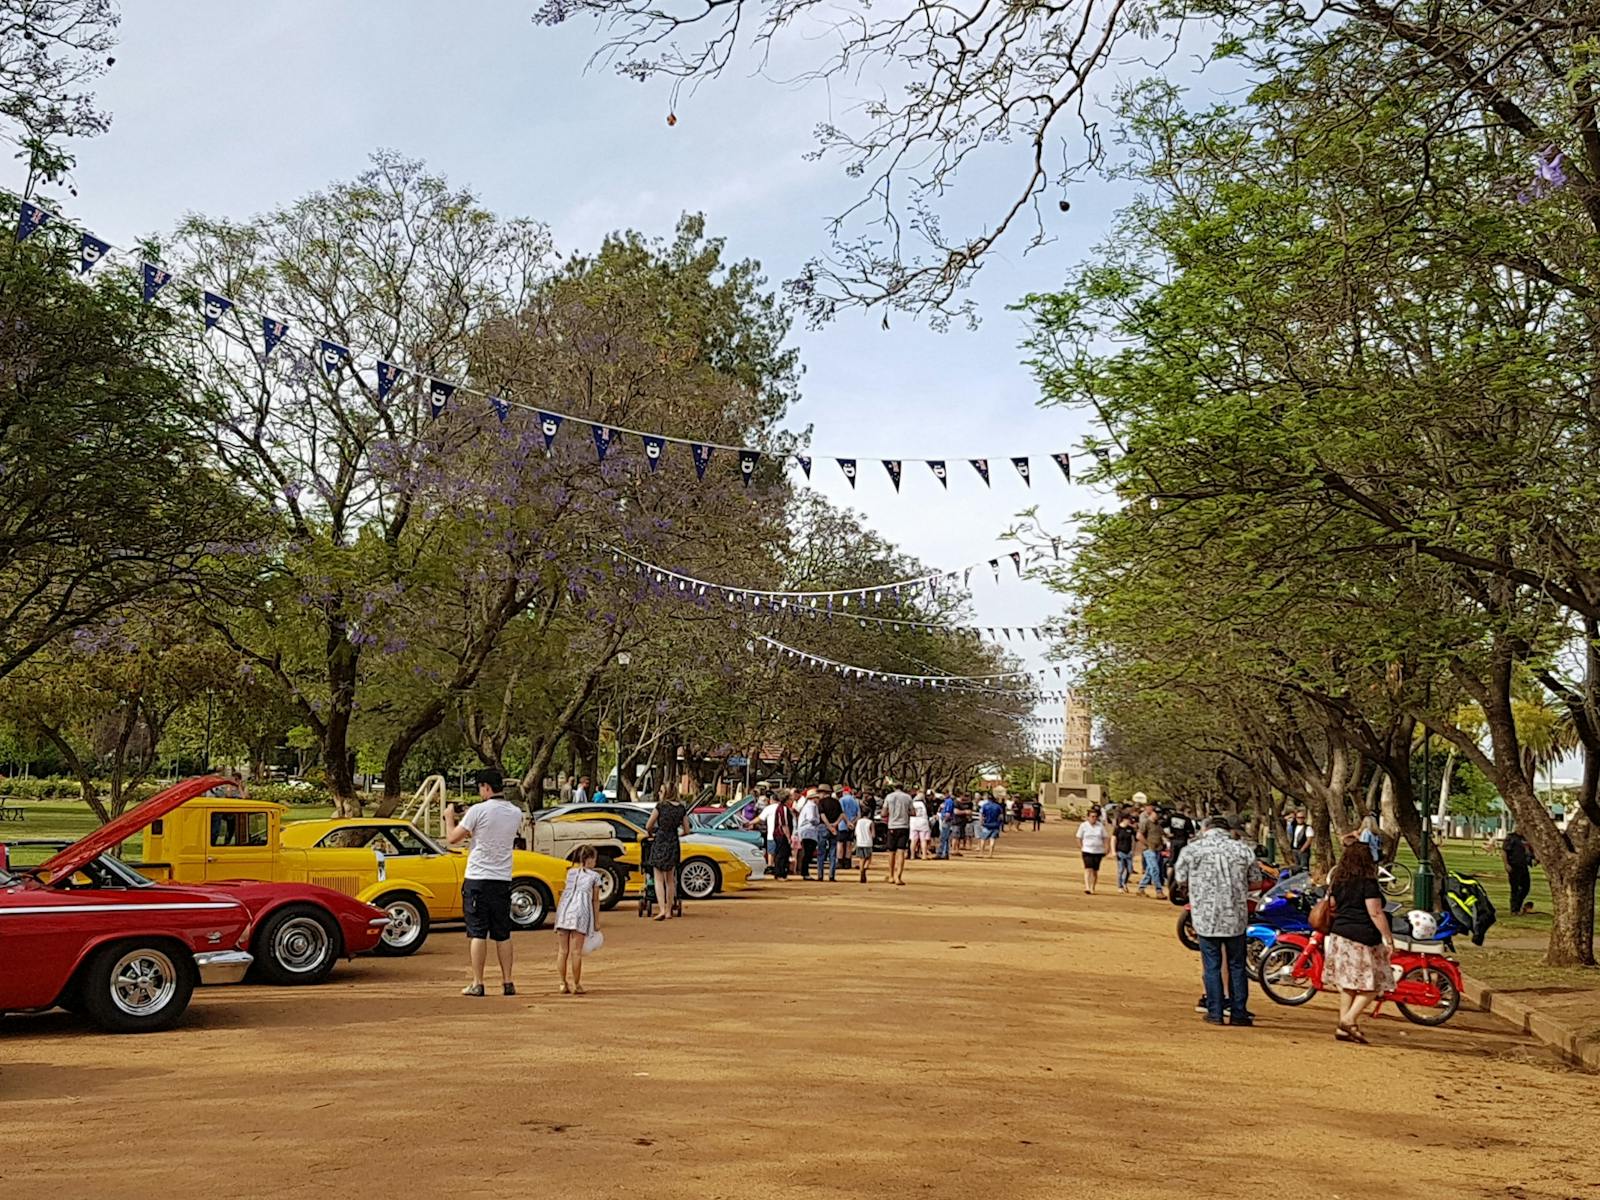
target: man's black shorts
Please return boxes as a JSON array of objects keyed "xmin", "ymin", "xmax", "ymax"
[
  {"xmin": 887, "ymin": 827, "xmax": 911, "ymax": 853},
  {"xmin": 462, "ymin": 878, "xmax": 513, "ymax": 942}
]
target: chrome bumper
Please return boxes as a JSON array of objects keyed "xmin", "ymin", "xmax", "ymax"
[{"xmin": 194, "ymin": 949, "xmax": 254, "ymax": 985}]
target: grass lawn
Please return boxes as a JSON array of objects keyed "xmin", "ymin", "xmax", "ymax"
[{"xmin": 0, "ymin": 798, "xmax": 342, "ymax": 844}]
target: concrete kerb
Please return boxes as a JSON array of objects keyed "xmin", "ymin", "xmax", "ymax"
[{"xmin": 1460, "ymin": 971, "xmax": 1600, "ymax": 1072}]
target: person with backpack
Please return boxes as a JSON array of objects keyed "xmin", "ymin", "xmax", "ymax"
[
  {"xmin": 1164, "ymin": 809, "xmax": 1197, "ymax": 892},
  {"xmin": 1503, "ymin": 830, "xmax": 1534, "ymax": 915}
]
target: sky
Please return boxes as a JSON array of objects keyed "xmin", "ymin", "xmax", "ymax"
[{"xmin": 12, "ymin": 2, "xmax": 1213, "ymax": 734}]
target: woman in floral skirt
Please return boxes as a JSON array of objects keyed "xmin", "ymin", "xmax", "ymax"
[{"xmin": 1324, "ymin": 834, "xmax": 1396, "ymax": 1044}]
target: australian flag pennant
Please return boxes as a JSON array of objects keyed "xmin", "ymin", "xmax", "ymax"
[
  {"xmin": 15, "ymin": 200, "xmax": 51, "ymax": 242},
  {"xmin": 489, "ymin": 395, "xmax": 509, "ymax": 423},
  {"xmin": 591, "ymin": 424, "xmax": 616, "ymax": 461},
  {"xmin": 428, "ymin": 378, "xmax": 455, "ymax": 420},
  {"xmin": 837, "ymin": 458, "xmax": 857, "ymax": 489},
  {"xmin": 1052, "ymin": 451, "xmax": 1072, "ymax": 482},
  {"xmin": 1091, "ymin": 445, "xmax": 1112, "ymax": 468},
  {"xmin": 78, "ymin": 232, "xmax": 111, "ymax": 274},
  {"xmin": 262, "ymin": 317, "xmax": 290, "ymax": 358},
  {"xmin": 141, "ymin": 263, "xmax": 172, "ymax": 303},
  {"xmin": 883, "ymin": 460, "xmax": 903, "ymax": 492},
  {"xmin": 970, "ymin": 458, "xmax": 991, "ymax": 487},
  {"xmin": 927, "ymin": 460, "xmax": 948, "ymax": 488},
  {"xmin": 537, "ymin": 412, "xmax": 563, "ymax": 451},
  {"xmin": 1009, "ymin": 551, "xmax": 1023, "ymax": 575},
  {"xmin": 1051, "ymin": 537, "xmax": 1061, "ymax": 560},
  {"xmin": 202, "ymin": 291, "xmax": 233, "ymax": 330},
  {"xmin": 989, "ymin": 558, "xmax": 1000, "ymax": 583},
  {"xmin": 317, "ymin": 339, "xmax": 350, "ymax": 376},
  {"xmin": 691, "ymin": 443, "xmax": 713, "ymax": 480},
  {"xmin": 738, "ymin": 450, "xmax": 760, "ymax": 487},
  {"xmin": 642, "ymin": 434, "xmax": 666, "ymax": 471},
  {"xmin": 963, "ymin": 567, "xmax": 972, "ymax": 587},
  {"xmin": 1012, "ymin": 456, "xmax": 1031, "ymax": 486},
  {"xmin": 376, "ymin": 361, "xmax": 404, "ymax": 402},
  {"xmin": 797, "ymin": 455, "xmax": 812, "ymax": 479}
]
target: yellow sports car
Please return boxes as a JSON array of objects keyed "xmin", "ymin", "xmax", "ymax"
[
  {"xmin": 279, "ymin": 818, "xmax": 571, "ymax": 954},
  {"xmin": 548, "ymin": 812, "xmax": 752, "ymax": 899}
]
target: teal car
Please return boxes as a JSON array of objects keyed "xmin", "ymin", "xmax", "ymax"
[{"xmin": 690, "ymin": 803, "xmax": 765, "ymax": 848}]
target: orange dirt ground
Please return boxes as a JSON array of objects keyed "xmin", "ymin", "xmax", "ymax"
[{"xmin": 4, "ymin": 820, "xmax": 1599, "ymax": 1200}]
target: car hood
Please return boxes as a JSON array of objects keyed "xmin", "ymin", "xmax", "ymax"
[
  {"xmin": 199, "ymin": 878, "xmax": 386, "ymax": 918},
  {"xmin": 38, "ymin": 774, "xmax": 239, "ymax": 883}
]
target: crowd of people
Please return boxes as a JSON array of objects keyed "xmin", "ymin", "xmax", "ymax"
[{"xmin": 742, "ymin": 781, "xmax": 1043, "ymax": 884}]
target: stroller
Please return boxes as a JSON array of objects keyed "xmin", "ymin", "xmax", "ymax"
[{"xmin": 636, "ymin": 834, "xmax": 684, "ymax": 919}]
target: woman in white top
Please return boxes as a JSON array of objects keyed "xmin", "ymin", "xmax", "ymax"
[
  {"xmin": 1075, "ymin": 808, "xmax": 1110, "ymax": 896},
  {"xmin": 909, "ymin": 794, "xmax": 932, "ymax": 859}
]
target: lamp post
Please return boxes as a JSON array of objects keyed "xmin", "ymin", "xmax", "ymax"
[
  {"xmin": 1414, "ymin": 680, "xmax": 1436, "ymax": 911},
  {"xmin": 615, "ymin": 652, "xmax": 631, "ymax": 800}
]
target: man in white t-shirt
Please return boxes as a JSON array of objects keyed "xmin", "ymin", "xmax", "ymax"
[
  {"xmin": 444, "ymin": 767, "xmax": 523, "ymax": 997},
  {"xmin": 880, "ymin": 784, "xmax": 913, "ymax": 885}
]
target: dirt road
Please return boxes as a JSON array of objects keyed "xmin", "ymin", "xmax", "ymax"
[{"xmin": 4, "ymin": 822, "xmax": 1597, "ymax": 1199}]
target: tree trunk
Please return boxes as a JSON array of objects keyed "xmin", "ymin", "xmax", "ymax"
[
  {"xmin": 1544, "ymin": 852, "xmax": 1600, "ymax": 966},
  {"xmin": 323, "ymin": 619, "xmax": 362, "ymax": 817},
  {"xmin": 375, "ymin": 696, "xmax": 448, "ymax": 816}
]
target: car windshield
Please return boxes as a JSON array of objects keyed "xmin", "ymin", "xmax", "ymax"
[
  {"xmin": 2, "ymin": 843, "xmax": 154, "ymax": 889},
  {"xmin": 315, "ymin": 824, "xmax": 444, "ymax": 855}
]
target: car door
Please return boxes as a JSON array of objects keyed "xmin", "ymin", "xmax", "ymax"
[{"xmin": 203, "ymin": 809, "xmax": 277, "ymax": 882}]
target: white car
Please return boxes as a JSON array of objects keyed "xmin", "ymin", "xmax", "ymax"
[{"xmin": 536, "ymin": 802, "xmax": 767, "ymax": 881}]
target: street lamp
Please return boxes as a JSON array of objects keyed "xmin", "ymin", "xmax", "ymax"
[
  {"xmin": 615, "ymin": 652, "xmax": 631, "ymax": 800},
  {"xmin": 1414, "ymin": 680, "xmax": 1436, "ymax": 911}
]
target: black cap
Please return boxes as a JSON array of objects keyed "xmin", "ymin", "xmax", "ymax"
[{"xmin": 472, "ymin": 766, "xmax": 505, "ymax": 791}]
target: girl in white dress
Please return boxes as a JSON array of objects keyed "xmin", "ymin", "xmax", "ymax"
[{"xmin": 553, "ymin": 845, "xmax": 603, "ymax": 994}]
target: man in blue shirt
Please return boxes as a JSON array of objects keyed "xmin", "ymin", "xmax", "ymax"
[
  {"xmin": 937, "ymin": 793, "xmax": 958, "ymax": 859},
  {"xmin": 978, "ymin": 792, "xmax": 1005, "ymax": 858}
]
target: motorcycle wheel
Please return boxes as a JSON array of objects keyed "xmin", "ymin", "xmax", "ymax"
[
  {"xmin": 1176, "ymin": 911, "xmax": 1199, "ymax": 953},
  {"xmin": 1245, "ymin": 935, "xmax": 1271, "ymax": 982},
  {"xmin": 1257, "ymin": 943, "xmax": 1318, "ymax": 1006},
  {"xmin": 1395, "ymin": 964, "xmax": 1460, "ymax": 1026}
]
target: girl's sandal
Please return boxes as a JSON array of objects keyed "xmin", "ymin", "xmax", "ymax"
[
  {"xmin": 1335, "ymin": 1025, "xmax": 1353, "ymax": 1042},
  {"xmin": 1347, "ymin": 1026, "xmax": 1370, "ymax": 1045}
]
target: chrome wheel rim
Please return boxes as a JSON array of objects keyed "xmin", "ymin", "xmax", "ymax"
[
  {"xmin": 597, "ymin": 868, "xmax": 617, "ymax": 905},
  {"xmin": 510, "ymin": 885, "xmax": 543, "ymax": 926},
  {"xmin": 680, "ymin": 860, "xmax": 715, "ymax": 898},
  {"xmin": 272, "ymin": 916, "xmax": 332, "ymax": 973},
  {"xmin": 110, "ymin": 948, "xmax": 178, "ymax": 1017},
  {"xmin": 382, "ymin": 900, "xmax": 421, "ymax": 948}
]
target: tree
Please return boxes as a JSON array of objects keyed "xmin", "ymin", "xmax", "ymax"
[
  {"xmin": 0, "ymin": 0, "xmax": 119, "ymax": 191},
  {"xmin": 0, "ymin": 216, "xmax": 261, "ymax": 685}
]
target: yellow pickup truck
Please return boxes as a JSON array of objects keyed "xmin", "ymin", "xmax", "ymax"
[{"xmin": 135, "ymin": 797, "xmax": 572, "ymax": 955}]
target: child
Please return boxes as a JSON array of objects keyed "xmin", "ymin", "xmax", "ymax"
[
  {"xmin": 553, "ymin": 844, "xmax": 603, "ymax": 995},
  {"xmin": 854, "ymin": 811, "xmax": 876, "ymax": 883}
]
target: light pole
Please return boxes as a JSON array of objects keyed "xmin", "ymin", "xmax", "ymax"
[
  {"xmin": 1414, "ymin": 680, "xmax": 1436, "ymax": 911},
  {"xmin": 615, "ymin": 652, "xmax": 631, "ymax": 800}
]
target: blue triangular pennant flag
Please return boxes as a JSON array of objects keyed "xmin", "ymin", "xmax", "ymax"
[
  {"xmin": 1052, "ymin": 452, "xmax": 1071, "ymax": 482},
  {"xmin": 537, "ymin": 412, "xmax": 563, "ymax": 451},
  {"xmin": 317, "ymin": 339, "xmax": 350, "ymax": 376},
  {"xmin": 739, "ymin": 450, "xmax": 760, "ymax": 487},
  {"xmin": 1011, "ymin": 456, "xmax": 1031, "ymax": 486},
  {"xmin": 202, "ymin": 291, "xmax": 233, "ymax": 330},
  {"xmin": 141, "ymin": 263, "xmax": 172, "ymax": 303},
  {"xmin": 262, "ymin": 317, "xmax": 290, "ymax": 358},
  {"xmin": 797, "ymin": 455, "xmax": 812, "ymax": 478},
  {"xmin": 970, "ymin": 458, "xmax": 990, "ymax": 486},
  {"xmin": 883, "ymin": 460, "xmax": 902, "ymax": 491},
  {"xmin": 489, "ymin": 395, "xmax": 509, "ymax": 423},
  {"xmin": 927, "ymin": 460, "xmax": 947, "ymax": 488},
  {"xmin": 15, "ymin": 200, "xmax": 51, "ymax": 242},
  {"xmin": 428, "ymin": 378, "xmax": 455, "ymax": 419},
  {"xmin": 591, "ymin": 424, "xmax": 616, "ymax": 461},
  {"xmin": 837, "ymin": 458, "xmax": 857, "ymax": 489},
  {"xmin": 643, "ymin": 434, "xmax": 666, "ymax": 471},
  {"xmin": 376, "ymin": 361, "xmax": 404, "ymax": 401},
  {"xmin": 692, "ymin": 443, "xmax": 713, "ymax": 480},
  {"xmin": 78, "ymin": 232, "xmax": 111, "ymax": 274}
]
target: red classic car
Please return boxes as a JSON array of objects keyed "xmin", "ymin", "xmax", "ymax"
[{"xmin": 0, "ymin": 776, "xmax": 390, "ymax": 1033}]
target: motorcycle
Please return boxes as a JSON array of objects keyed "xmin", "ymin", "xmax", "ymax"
[{"xmin": 1257, "ymin": 926, "xmax": 1464, "ymax": 1025}]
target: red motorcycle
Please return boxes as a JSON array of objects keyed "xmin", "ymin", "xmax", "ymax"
[{"xmin": 1256, "ymin": 930, "xmax": 1463, "ymax": 1025}]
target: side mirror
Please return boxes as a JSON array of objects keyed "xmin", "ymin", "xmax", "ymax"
[{"xmin": 374, "ymin": 848, "xmax": 387, "ymax": 882}]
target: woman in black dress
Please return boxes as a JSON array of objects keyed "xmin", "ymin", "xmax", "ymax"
[{"xmin": 645, "ymin": 787, "xmax": 692, "ymax": 921}]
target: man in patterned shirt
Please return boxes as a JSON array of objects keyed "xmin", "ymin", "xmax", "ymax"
[{"xmin": 1175, "ymin": 816, "xmax": 1265, "ymax": 1026}]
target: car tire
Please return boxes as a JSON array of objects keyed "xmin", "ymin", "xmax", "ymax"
[
  {"xmin": 509, "ymin": 878, "xmax": 554, "ymax": 931},
  {"xmin": 372, "ymin": 892, "xmax": 430, "ymax": 956},
  {"xmin": 678, "ymin": 857, "xmax": 721, "ymax": 901},
  {"xmin": 596, "ymin": 861, "xmax": 626, "ymax": 911},
  {"xmin": 253, "ymin": 904, "xmax": 341, "ymax": 986},
  {"xmin": 79, "ymin": 940, "xmax": 195, "ymax": 1033}
]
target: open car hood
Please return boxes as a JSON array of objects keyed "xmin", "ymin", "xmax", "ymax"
[{"xmin": 37, "ymin": 774, "xmax": 241, "ymax": 882}]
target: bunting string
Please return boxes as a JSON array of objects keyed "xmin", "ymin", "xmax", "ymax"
[
  {"xmin": 755, "ymin": 634, "xmax": 1065, "ymax": 698},
  {"xmin": 7, "ymin": 190, "xmax": 1079, "ymax": 494}
]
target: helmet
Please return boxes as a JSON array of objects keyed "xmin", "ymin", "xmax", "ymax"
[
  {"xmin": 1405, "ymin": 910, "xmax": 1437, "ymax": 940},
  {"xmin": 1132, "ymin": 791, "xmax": 1148, "ymax": 805}
]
